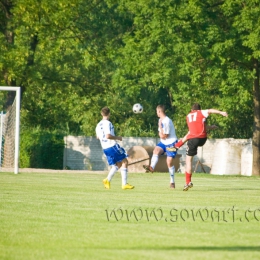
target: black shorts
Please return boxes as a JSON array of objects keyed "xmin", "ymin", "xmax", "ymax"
[{"xmin": 186, "ymin": 138, "xmax": 207, "ymax": 156}]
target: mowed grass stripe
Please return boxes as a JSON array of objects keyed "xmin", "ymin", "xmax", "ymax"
[{"xmin": 0, "ymin": 172, "xmax": 260, "ymax": 260}]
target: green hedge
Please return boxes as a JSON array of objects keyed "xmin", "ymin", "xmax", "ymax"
[{"xmin": 19, "ymin": 128, "xmax": 64, "ymax": 169}]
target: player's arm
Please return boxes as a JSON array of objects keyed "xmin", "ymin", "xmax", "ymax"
[
  {"xmin": 158, "ymin": 119, "xmax": 169, "ymax": 139},
  {"xmin": 169, "ymin": 132, "xmax": 189, "ymax": 151},
  {"xmin": 180, "ymin": 132, "xmax": 189, "ymax": 143},
  {"xmin": 106, "ymin": 134, "xmax": 122, "ymax": 141},
  {"xmin": 208, "ymin": 109, "xmax": 228, "ymax": 117},
  {"xmin": 159, "ymin": 132, "xmax": 169, "ymax": 140},
  {"xmin": 95, "ymin": 126, "xmax": 99, "ymax": 139}
]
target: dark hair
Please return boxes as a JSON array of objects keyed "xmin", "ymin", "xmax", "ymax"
[
  {"xmin": 192, "ymin": 103, "xmax": 201, "ymax": 110},
  {"xmin": 101, "ymin": 106, "xmax": 110, "ymax": 116},
  {"xmin": 157, "ymin": 104, "xmax": 166, "ymax": 113}
]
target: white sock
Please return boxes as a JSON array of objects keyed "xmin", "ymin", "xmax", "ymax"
[
  {"xmin": 151, "ymin": 154, "xmax": 159, "ymax": 169},
  {"xmin": 121, "ymin": 168, "xmax": 127, "ymax": 185},
  {"xmin": 169, "ymin": 166, "xmax": 175, "ymax": 183},
  {"xmin": 107, "ymin": 165, "xmax": 118, "ymax": 181}
]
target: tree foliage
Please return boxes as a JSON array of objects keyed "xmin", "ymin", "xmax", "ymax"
[
  {"xmin": 112, "ymin": 0, "xmax": 257, "ymax": 139},
  {"xmin": 0, "ymin": 0, "xmax": 259, "ymax": 173}
]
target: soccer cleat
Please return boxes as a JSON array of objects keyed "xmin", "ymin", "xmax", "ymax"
[
  {"xmin": 103, "ymin": 178, "xmax": 110, "ymax": 189},
  {"xmin": 170, "ymin": 183, "xmax": 175, "ymax": 189},
  {"xmin": 183, "ymin": 182, "xmax": 193, "ymax": 191},
  {"xmin": 122, "ymin": 183, "xmax": 135, "ymax": 190},
  {"xmin": 143, "ymin": 165, "xmax": 154, "ymax": 173},
  {"xmin": 166, "ymin": 146, "xmax": 178, "ymax": 152}
]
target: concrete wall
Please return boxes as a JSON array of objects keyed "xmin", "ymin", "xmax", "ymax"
[
  {"xmin": 63, "ymin": 136, "xmax": 253, "ymax": 175},
  {"xmin": 63, "ymin": 136, "xmax": 158, "ymax": 171}
]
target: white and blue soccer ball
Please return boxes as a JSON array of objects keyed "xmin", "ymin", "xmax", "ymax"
[{"xmin": 133, "ymin": 103, "xmax": 143, "ymax": 114}]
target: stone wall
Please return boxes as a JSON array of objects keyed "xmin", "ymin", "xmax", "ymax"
[{"xmin": 63, "ymin": 136, "xmax": 253, "ymax": 175}]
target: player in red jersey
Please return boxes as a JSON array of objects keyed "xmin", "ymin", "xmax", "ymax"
[{"xmin": 167, "ymin": 103, "xmax": 228, "ymax": 191}]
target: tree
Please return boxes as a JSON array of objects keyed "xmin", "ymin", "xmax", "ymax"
[
  {"xmin": 229, "ymin": 0, "xmax": 260, "ymax": 176},
  {"xmin": 1, "ymin": 0, "xmax": 259, "ymax": 174},
  {"xmin": 112, "ymin": 0, "xmax": 259, "ymax": 175},
  {"xmin": 0, "ymin": 0, "xmax": 135, "ymax": 135}
]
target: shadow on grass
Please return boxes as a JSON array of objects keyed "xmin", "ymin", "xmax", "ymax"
[
  {"xmin": 163, "ymin": 246, "xmax": 260, "ymax": 251},
  {"xmin": 204, "ymin": 188, "xmax": 260, "ymax": 191},
  {"xmin": 111, "ymin": 246, "xmax": 260, "ymax": 251}
]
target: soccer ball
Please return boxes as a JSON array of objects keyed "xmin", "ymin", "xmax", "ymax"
[{"xmin": 133, "ymin": 103, "xmax": 143, "ymax": 114}]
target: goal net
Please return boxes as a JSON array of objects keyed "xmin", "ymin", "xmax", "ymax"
[{"xmin": 0, "ymin": 87, "xmax": 21, "ymax": 174}]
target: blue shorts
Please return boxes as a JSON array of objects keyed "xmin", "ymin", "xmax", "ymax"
[
  {"xmin": 157, "ymin": 141, "xmax": 178, "ymax": 158},
  {"xmin": 103, "ymin": 144, "xmax": 128, "ymax": 165}
]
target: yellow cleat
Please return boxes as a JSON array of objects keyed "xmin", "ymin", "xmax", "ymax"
[
  {"xmin": 166, "ymin": 146, "xmax": 178, "ymax": 152},
  {"xmin": 122, "ymin": 183, "xmax": 135, "ymax": 190},
  {"xmin": 103, "ymin": 178, "xmax": 110, "ymax": 189}
]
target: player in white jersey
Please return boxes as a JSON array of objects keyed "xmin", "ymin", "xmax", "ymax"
[
  {"xmin": 143, "ymin": 105, "xmax": 178, "ymax": 189},
  {"xmin": 96, "ymin": 106, "xmax": 134, "ymax": 190}
]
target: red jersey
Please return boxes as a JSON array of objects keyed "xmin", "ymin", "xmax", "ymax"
[{"xmin": 186, "ymin": 110, "xmax": 209, "ymax": 139}]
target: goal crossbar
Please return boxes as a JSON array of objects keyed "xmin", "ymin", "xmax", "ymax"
[{"xmin": 0, "ymin": 86, "xmax": 21, "ymax": 174}]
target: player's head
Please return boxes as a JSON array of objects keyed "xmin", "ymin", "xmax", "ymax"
[
  {"xmin": 191, "ymin": 103, "xmax": 201, "ymax": 111},
  {"xmin": 156, "ymin": 104, "xmax": 166, "ymax": 117},
  {"xmin": 101, "ymin": 106, "xmax": 110, "ymax": 117}
]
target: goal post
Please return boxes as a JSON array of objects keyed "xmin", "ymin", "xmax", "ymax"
[{"xmin": 0, "ymin": 86, "xmax": 21, "ymax": 174}]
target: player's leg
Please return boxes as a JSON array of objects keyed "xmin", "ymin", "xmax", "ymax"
[
  {"xmin": 183, "ymin": 138, "xmax": 207, "ymax": 191},
  {"xmin": 108, "ymin": 165, "xmax": 119, "ymax": 180},
  {"xmin": 175, "ymin": 133, "xmax": 188, "ymax": 149},
  {"xmin": 186, "ymin": 155, "xmax": 193, "ymax": 174},
  {"xmin": 166, "ymin": 156, "xmax": 176, "ymax": 189},
  {"xmin": 184, "ymin": 138, "xmax": 207, "ymax": 191},
  {"xmin": 102, "ymin": 147, "xmax": 119, "ymax": 189},
  {"xmin": 143, "ymin": 144, "xmax": 164, "ymax": 173},
  {"xmin": 165, "ymin": 145, "xmax": 177, "ymax": 188},
  {"xmin": 103, "ymin": 164, "xmax": 118, "ymax": 189},
  {"xmin": 183, "ymin": 139, "xmax": 198, "ymax": 191},
  {"xmin": 183, "ymin": 155, "xmax": 194, "ymax": 190},
  {"xmin": 103, "ymin": 144, "xmax": 133, "ymax": 189},
  {"xmin": 120, "ymin": 158, "xmax": 134, "ymax": 190}
]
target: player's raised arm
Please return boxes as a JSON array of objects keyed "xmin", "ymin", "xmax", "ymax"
[{"xmin": 208, "ymin": 109, "xmax": 228, "ymax": 117}]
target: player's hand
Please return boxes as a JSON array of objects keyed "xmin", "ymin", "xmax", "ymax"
[{"xmin": 221, "ymin": 112, "xmax": 228, "ymax": 117}]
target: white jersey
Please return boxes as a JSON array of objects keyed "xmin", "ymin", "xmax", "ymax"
[
  {"xmin": 95, "ymin": 119, "xmax": 117, "ymax": 149},
  {"xmin": 158, "ymin": 116, "xmax": 178, "ymax": 145}
]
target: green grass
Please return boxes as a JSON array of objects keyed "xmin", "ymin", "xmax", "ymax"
[{"xmin": 1, "ymin": 172, "xmax": 260, "ymax": 260}]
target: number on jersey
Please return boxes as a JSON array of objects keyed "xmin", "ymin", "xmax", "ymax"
[{"xmin": 187, "ymin": 112, "xmax": 197, "ymax": 122}]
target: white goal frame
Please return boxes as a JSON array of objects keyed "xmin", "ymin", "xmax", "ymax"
[{"xmin": 0, "ymin": 86, "xmax": 21, "ymax": 174}]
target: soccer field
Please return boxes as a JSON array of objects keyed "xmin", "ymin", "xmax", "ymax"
[{"xmin": 1, "ymin": 172, "xmax": 260, "ymax": 260}]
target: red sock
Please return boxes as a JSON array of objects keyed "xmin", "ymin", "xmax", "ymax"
[
  {"xmin": 175, "ymin": 140, "xmax": 184, "ymax": 148},
  {"xmin": 185, "ymin": 172, "xmax": 192, "ymax": 184}
]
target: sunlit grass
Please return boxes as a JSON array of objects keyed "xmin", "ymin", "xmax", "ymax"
[{"xmin": 1, "ymin": 172, "xmax": 260, "ymax": 260}]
